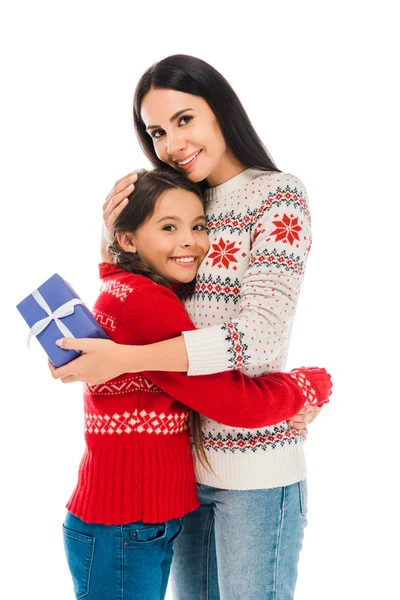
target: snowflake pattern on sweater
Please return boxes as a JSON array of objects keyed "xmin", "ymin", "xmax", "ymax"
[{"xmin": 182, "ymin": 169, "xmax": 312, "ymax": 490}]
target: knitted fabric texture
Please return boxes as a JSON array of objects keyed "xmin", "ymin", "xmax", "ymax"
[
  {"xmin": 181, "ymin": 169, "xmax": 314, "ymax": 489},
  {"xmin": 67, "ymin": 257, "xmax": 327, "ymax": 524}
]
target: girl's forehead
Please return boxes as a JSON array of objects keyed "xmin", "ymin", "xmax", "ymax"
[{"xmin": 151, "ymin": 189, "xmax": 205, "ymax": 217}]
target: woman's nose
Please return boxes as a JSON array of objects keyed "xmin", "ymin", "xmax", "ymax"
[{"xmin": 167, "ymin": 132, "xmax": 187, "ymax": 157}]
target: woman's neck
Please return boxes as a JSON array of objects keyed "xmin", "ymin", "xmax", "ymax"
[{"xmin": 206, "ymin": 151, "xmax": 246, "ymax": 187}]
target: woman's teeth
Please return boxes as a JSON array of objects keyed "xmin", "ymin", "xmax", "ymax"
[{"xmin": 177, "ymin": 151, "xmax": 201, "ymax": 166}]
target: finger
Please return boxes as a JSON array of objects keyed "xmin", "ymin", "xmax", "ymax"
[
  {"xmin": 55, "ymin": 337, "xmax": 94, "ymax": 352},
  {"xmin": 61, "ymin": 375, "xmax": 78, "ymax": 384},
  {"xmin": 103, "ymin": 178, "xmax": 137, "ymax": 210},
  {"xmin": 107, "ymin": 199, "xmax": 130, "ymax": 226},
  {"xmin": 287, "ymin": 417, "xmax": 308, "ymax": 427},
  {"xmin": 298, "ymin": 406, "xmax": 313, "ymax": 415},
  {"xmin": 48, "ymin": 359, "xmax": 56, "ymax": 375},
  {"xmin": 51, "ymin": 362, "xmax": 76, "ymax": 380},
  {"xmin": 102, "ymin": 173, "xmax": 139, "ymax": 210},
  {"xmin": 103, "ymin": 185, "xmax": 135, "ymax": 218},
  {"xmin": 114, "ymin": 171, "xmax": 139, "ymax": 188}
]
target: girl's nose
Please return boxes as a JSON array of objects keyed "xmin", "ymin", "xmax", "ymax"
[{"xmin": 181, "ymin": 231, "xmax": 197, "ymax": 247}]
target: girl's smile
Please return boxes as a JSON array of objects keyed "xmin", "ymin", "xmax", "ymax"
[{"xmin": 117, "ymin": 187, "xmax": 210, "ymax": 285}]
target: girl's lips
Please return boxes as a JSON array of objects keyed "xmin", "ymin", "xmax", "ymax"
[
  {"xmin": 175, "ymin": 150, "xmax": 202, "ymax": 171},
  {"xmin": 169, "ymin": 257, "xmax": 198, "ymax": 268}
]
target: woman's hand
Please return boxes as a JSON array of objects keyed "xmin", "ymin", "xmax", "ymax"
[
  {"xmin": 287, "ymin": 406, "xmax": 323, "ymax": 438},
  {"xmin": 48, "ymin": 338, "xmax": 137, "ymax": 384},
  {"xmin": 101, "ymin": 171, "xmax": 139, "ymax": 260}
]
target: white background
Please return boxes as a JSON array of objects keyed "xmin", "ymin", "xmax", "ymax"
[{"xmin": 1, "ymin": 1, "xmax": 398, "ymax": 598}]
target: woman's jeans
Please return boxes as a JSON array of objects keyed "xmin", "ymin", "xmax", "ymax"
[
  {"xmin": 170, "ymin": 481, "xmax": 308, "ymax": 600},
  {"xmin": 62, "ymin": 511, "xmax": 183, "ymax": 599}
]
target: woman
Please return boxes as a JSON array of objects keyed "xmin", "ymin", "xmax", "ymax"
[
  {"xmin": 52, "ymin": 55, "xmax": 327, "ymax": 599},
  {"xmin": 62, "ymin": 168, "xmax": 330, "ymax": 599}
]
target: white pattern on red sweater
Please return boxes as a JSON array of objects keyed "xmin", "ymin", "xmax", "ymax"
[
  {"xmin": 67, "ymin": 264, "xmax": 328, "ymax": 524},
  {"xmin": 182, "ymin": 169, "xmax": 312, "ymax": 490}
]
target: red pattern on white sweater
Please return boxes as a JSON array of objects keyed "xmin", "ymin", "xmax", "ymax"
[{"xmin": 181, "ymin": 169, "xmax": 315, "ymax": 490}]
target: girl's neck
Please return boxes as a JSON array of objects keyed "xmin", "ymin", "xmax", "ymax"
[{"xmin": 206, "ymin": 151, "xmax": 246, "ymax": 187}]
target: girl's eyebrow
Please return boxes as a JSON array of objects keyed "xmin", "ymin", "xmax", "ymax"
[
  {"xmin": 156, "ymin": 215, "xmax": 206, "ymax": 224},
  {"xmin": 146, "ymin": 108, "xmax": 194, "ymax": 131}
]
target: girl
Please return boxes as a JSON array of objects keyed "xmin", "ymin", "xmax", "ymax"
[
  {"xmin": 54, "ymin": 55, "xmax": 329, "ymax": 600},
  {"xmin": 62, "ymin": 168, "xmax": 331, "ymax": 600}
]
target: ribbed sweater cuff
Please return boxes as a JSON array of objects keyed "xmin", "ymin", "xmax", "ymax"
[{"xmin": 183, "ymin": 326, "xmax": 230, "ymax": 376}]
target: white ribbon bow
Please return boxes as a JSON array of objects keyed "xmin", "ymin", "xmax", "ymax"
[{"xmin": 27, "ymin": 289, "xmax": 84, "ymax": 349}]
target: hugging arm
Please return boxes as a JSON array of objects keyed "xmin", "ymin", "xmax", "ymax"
[{"xmin": 116, "ymin": 284, "xmax": 331, "ymax": 429}]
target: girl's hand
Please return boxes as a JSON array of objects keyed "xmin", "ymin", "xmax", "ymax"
[
  {"xmin": 48, "ymin": 337, "xmax": 136, "ymax": 384},
  {"xmin": 101, "ymin": 172, "xmax": 139, "ymax": 259},
  {"xmin": 287, "ymin": 406, "xmax": 323, "ymax": 438}
]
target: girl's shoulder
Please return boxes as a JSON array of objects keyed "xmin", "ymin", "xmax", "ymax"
[{"xmin": 99, "ymin": 263, "xmax": 179, "ymax": 302}]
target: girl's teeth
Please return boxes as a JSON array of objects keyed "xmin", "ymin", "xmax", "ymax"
[{"xmin": 172, "ymin": 257, "xmax": 195, "ymax": 263}]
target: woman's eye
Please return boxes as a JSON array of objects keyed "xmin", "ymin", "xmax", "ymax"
[
  {"xmin": 179, "ymin": 115, "xmax": 192, "ymax": 126},
  {"xmin": 193, "ymin": 224, "xmax": 206, "ymax": 231},
  {"xmin": 152, "ymin": 129, "xmax": 165, "ymax": 139},
  {"xmin": 162, "ymin": 225, "xmax": 176, "ymax": 232}
]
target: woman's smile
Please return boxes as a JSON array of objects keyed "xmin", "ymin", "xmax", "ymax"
[{"xmin": 174, "ymin": 150, "xmax": 203, "ymax": 170}]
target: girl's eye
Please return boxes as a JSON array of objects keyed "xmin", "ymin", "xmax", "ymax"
[
  {"xmin": 162, "ymin": 225, "xmax": 176, "ymax": 232},
  {"xmin": 179, "ymin": 115, "xmax": 192, "ymax": 126},
  {"xmin": 193, "ymin": 224, "xmax": 206, "ymax": 231}
]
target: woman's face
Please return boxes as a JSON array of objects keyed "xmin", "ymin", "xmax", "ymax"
[
  {"xmin": 140, "ymin": 89, "xmax": 240, "ymax": 186},
  {"xmin": 118, "ymin": 188, "xmax": 210, "ymax": 285}
]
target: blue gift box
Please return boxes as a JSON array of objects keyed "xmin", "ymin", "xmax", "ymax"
[{"xmin": 16, "ymin": 274, "xmax": 109, "ymax": 367}]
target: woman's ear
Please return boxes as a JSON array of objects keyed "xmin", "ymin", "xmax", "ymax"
[{"xmin": 116, "ymin": 232, "xmax": 137, "ymax": 253}]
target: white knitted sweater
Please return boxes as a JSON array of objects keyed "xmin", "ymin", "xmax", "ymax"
[{"xmin": 182, "ymin": 168, "xmax": 312, "ymax": 489}]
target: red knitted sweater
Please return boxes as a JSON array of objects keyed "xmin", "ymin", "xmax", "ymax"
[{"xmin": 66, "ymin": 263, "xmax": 330, "ymax": 524}]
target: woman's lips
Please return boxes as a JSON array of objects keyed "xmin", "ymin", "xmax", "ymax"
[{"xmin": 175, "ymin": 150, "xmax": 202, "ymax": 171}]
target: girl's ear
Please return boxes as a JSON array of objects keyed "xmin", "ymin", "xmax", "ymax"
[{"xmin": 116, "ymin": 232, "xmax": 137, "ymax": 253}]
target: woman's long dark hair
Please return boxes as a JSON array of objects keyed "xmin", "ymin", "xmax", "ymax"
[
  {"xmin": 108, "ymin": 167, "xmax": 213, "ymax": 472},
  {"xmin": 133, "ymin": 54, "xmax": 280, "ymax": 178}
]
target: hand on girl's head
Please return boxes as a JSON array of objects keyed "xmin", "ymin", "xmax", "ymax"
[{"xmin": 103, "ymin": 171, "xmax": 139, "ymax": 232}]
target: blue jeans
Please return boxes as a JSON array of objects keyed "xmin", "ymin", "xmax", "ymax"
[
  {"xmin": 170, "ymin": 481, "xmax": 307, "ymax": 600},
  {"xmin": 62, "ymin": 511, "xmax": 184, "ymax": 599}
]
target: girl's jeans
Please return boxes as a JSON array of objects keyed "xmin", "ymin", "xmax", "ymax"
[
  {"xmin": 62, "ymin": 511, "xmax": 183, "ymax": 599},
  {"xmin": 170, "ymin": 481, "xmax": 308, "ymax": 600}
]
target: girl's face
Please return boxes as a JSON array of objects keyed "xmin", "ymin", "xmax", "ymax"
[
  {"xmin": 141, "ymin": 89, "xmax": 242, "ymax": 186},
  {"xmin": 118, "ymin": 188, "xmax": 210, "ymax": 285}
]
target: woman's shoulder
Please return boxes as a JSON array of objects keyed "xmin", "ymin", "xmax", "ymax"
[
  {"xmin": 247, "ymin": 171, "xmax": 309, "ymax": 212},
  {"xmin": 251, "ymin": 170, "xmax": 307, "ymax": 193}
]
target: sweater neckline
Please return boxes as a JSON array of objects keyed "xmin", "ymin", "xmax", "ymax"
[{"xmin": 205, "ymin": 168, "xmax": 265, "ymax": 201}]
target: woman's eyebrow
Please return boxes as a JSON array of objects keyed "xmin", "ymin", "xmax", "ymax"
[{"xmin": 146, "ymin": 108, "xmax": 194, "ymax": 131}]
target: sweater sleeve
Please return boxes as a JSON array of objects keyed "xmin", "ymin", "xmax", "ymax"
[
  {"xmin": 120, "ymin": 281, "xmax": 319, "ymax": 429},
  {"xmin": 182, "ymin": 173, "xmax": 312, "ymax": 375}
]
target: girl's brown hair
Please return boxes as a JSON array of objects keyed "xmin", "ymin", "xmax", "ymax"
[{"xmin": 108, "ymin": 167, "xmax": 213, "ymax": 472}]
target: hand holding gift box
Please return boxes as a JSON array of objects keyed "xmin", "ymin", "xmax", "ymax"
[{"xmin": 17, "ymin": 274, "xmax": 109, "ymax": 367}]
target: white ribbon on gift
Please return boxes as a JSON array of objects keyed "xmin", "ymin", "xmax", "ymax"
[{"xmin": 27, "ymin": 289, "xmax": 85, "ymax": 349}]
